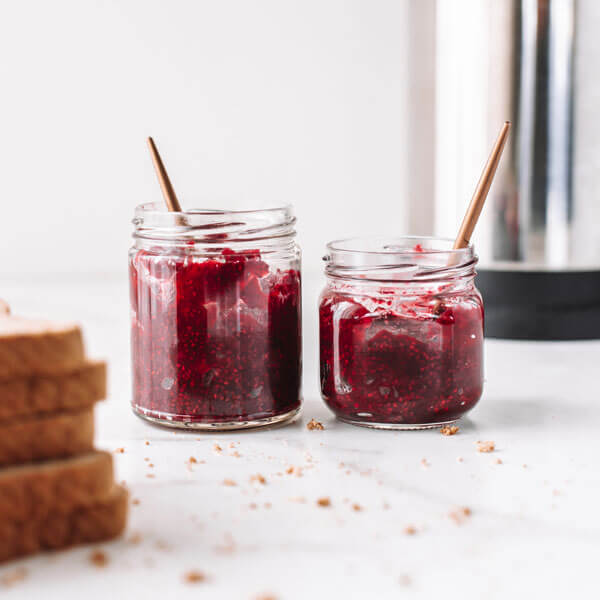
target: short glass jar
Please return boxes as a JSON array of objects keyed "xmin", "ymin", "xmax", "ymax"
[
  {"xmin": 129, "ymin": 202, "xmax": 302, "ymax": 429},
  {"xmin": 319, "ymin": 236, "xmax": 483, "ymax": 429}
]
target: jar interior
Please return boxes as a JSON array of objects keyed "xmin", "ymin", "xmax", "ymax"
[
  {"xmin": 325, "ymin": 236, "xmax": 475, "ymax": 281},
  {"xmin": 133, "ymin": 202, "xmax": 296, "ymax": 244}
]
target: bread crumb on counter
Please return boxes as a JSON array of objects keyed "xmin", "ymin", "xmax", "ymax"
[
  {"xmin": 440, "ymin": 425, "xmax": 459, "ymax": 436},
  {"xmin": 89, "ymin": 549, "xmax": 108, "ymax": 567},
  {"xmin": 476, "ymin": 440, "xmax": 495, "ymax": 453},
  {"xmin": 307, "ymin": 418, "xmax": 324, "ymax": 431},
  {"xmin": 183, "ymin": 570, "xmax": 207, "ymax": 584},
  {"xmin": 449, "ymin": 506, "xmax": 472, "ymax": 524}
]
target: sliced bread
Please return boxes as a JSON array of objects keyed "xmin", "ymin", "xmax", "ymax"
[
  {"xmin": 0, "ymin": 408, "xmax": 94, "ymax": 467},
  {"xmin": 0, "ymin": 360, "xmax": 106, "ymax": 422},
  {"xmin": 0, "ymin": 485, "xmax": 128, "ymax": 562}
]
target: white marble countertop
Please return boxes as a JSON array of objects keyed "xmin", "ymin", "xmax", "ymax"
[{"xmin": 1, "ymin": 277, "xmax": 599, "ymax": 599}]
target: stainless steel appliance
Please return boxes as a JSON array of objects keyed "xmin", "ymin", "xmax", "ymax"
[{"xmin": 436, "ymin": 0, "xmax": 600, "ymax": 339}]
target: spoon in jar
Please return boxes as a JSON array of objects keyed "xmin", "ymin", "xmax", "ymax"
[
  {"xmin": 452, "ymin": 121, "xmax": 511, "ymax": 252},
  {"xmin": 147, "ymin": 137, "xmax": 182, "ymax": 212},
  {"xmin": 433, "ymin": 121, "xmax": 511, "ymax": 313}
]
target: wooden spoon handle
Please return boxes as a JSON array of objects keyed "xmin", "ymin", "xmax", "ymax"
[
  {"xmin": 453, "ymin": 121, "xmax": 511, "ymax": 249},
  {"xmin": 147, "ymin": 137, "xmax": 182, "ymax": 213}
]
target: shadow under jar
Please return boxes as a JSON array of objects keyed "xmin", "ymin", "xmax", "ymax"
[
  {"xmin": 319, "ymin": 237, "xmax": 483, "ymax": 429},
  {"xmin": 129, "ymin": 203, "xmax": 302, "ymax": 430}
]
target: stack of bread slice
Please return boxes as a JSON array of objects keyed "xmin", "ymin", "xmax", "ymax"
[{"xmin": 0, "ymin": 307, "xmax": 127, "ymax": 562}]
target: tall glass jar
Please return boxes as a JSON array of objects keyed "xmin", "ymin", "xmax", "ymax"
[
  {"xmin": 129, "ymin": 203, "xmax": 302, "ymax": 429},
  {"xmin": 319, "ymin": 236, "xmax": 483, "ymax": 429}
]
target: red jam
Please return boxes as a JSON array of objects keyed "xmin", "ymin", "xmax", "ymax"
[
  {"xmin": 319, "ymin": 289, "xmax": 483, "ymax": 426},
  {"xmin": 130, "ymin": 248, "xmax": 301, "ymax": 424}
]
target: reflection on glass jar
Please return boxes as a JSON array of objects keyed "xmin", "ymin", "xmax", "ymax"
[
  {"xmin": 319, "ymin": 237, "xmax": 483, "ymax": 429},
  {"xmin": 130, "ymin": 203, "xmax": 302, "ymax": 429}
]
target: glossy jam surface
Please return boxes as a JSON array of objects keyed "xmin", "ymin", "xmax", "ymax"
[
  {"xmin": 319, "ymin": 286, "xmax": 483, "ymax": 426},
  {"xmin": 130, "ymin": 247, "xmax": 301, "ymax": 424}
]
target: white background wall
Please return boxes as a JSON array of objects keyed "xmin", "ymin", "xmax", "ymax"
[{"xmin": 0, "ymin": 0, "xmax": 435, "ymax": 281}]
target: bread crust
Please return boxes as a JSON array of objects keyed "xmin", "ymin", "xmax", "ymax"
[
  {"xmin": 0, "ymin": 409, "xmax": 94, "ymax": 467},
  {"xmin": 0, "ymin": 485, "xmax": 128, "ymax": 562},
  {"xmin": 0, "ymin": 361, "xmax": 106, "ymax": 422},
  {"xmin": 0, "ymin": 317, "xmax": 85, "ymax": 380}
]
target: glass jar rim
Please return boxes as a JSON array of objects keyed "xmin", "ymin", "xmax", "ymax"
[
  {"xmin": 132, "ymin": 201, "xmax": 296, "ymax": 244},
  {"xmin": 324, "ymin": 235, "xmax": 477, "ymax": 282}
]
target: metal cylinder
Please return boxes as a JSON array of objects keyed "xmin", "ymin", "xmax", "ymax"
[{"xmin": 436, "ymin": 0, "xmax": 600, "ymax": 339}]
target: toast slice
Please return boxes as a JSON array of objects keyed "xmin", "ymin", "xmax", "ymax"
[
  {"xmin": 0, "ymin": 316, "xmax": 85, "ymax": 380},
  {"xmin": 0, "ymin": 360, "xmax": 106, "ymax": 422},
  {"xmin": 0, "ymin": 485, "xmax": 128, "ymax": 563},
  {"xmin": 0, "ymin": 450, "xmax": 114, "ymax": 522},
  {"xmin": 0, "ymin": 408, "xmax": 94, "ymax": 467}
]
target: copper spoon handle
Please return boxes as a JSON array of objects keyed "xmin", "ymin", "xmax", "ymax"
[
  {"xmin": 147, "ymin": 137, "xmax": 182, "ymax": 213},
  {"xmin": 453, "ymin": 121, "xmax": 511, "ymax": 249}
]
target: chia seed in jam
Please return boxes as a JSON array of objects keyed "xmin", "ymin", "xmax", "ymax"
[
  {"xmin": 319, "ymin": 237, "xmax": 484, "ymax": 428},
  {"xmin": 130, "ymin": 247, "xmax": 302, "ymax": 426}
]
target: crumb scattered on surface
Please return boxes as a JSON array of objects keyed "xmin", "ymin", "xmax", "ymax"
[
  {"xmin": 317, "ymin": 497, "xmax": 331, "ymax": 507},
  {"xmin": 421, "ymin": 458, "xmax": 430, "ymax": 468},
  {"xmin": 404, "ymin": 525, "xmax": 417, "ymax": 535},
  {"xmin": 214, "ymin": 533, "xmax": 236, "ymax": 555},
  {"xmin": 523, "ymin": 464, "xmax": 528, "ymax": 469},
  {"xmin": 189, "ymin": 456, "xmax": 197, "ymax": 464},
  {"xmin": 254, "ymin": 594, "xmax": 278, "ymax": 600},
  {"xmin": 89, "ymin": 549, "xmax": 108, "ymax": 567},
  {"xmin": 457, "ymin": 456, "xmax": 464, "ymax": 463},
  {"xmin": 128, "ymin": 532, "xmax": 142, "ymax": 545},
  {"xmin": 476, "ymin": 440, "xmax": 495, "ymax": 453},
  {"xmin": 1, "ymin": 567, "xmax": 27, "ymax": 587},
  {"xmin": 440, "ymin": 425, "xmax": 459, "ymax": 436},
  {"xmin": 132, "ymin": 498, "xmax": 140, "ymax": 505},
  {"xmin": 145, "ymin": 441, "xmax": 150, "ymax": 446},
  {"xmin": 183, "ymin": 570, "xmax": 206, "ymax": 584},
  {"xmin": 144, "ymin": 457, "xmax": 150, "ymax": 462},
  {"xmin": 352, "ymin": 503, "xmax": 363, "ymax": 512},
  {"xmin": 229, "ymin": 442, "xmax": 237, "ymax": 448},
  {"xmin": 155, "ymin": 540, "xmax": 170, "ymax": 551},
  {"xmin": 114, "ymin": 448, "xmax": 125, "ymax": 454},
  {"xmin": 288, "ymin": 496, "xmax": 306, "ymax": 503},
  {"xmin": 249, "ymin": 502, "xmax": 258, "ymax": 510},
  {"xmin": 449, "ymin": 506, "xmax": 472, "ymax": 524},
  {"xmin": 231, "ymin": 450, "xmax": 242, "ymax": 458},
  {"xmin": 307, "ymin": 418, "xmax": 324, "ymax": 431},
  {"xmin": 146, "ymin": 473, "xmax": 155, "ymax": 479},
  {"xmin": 148, "ymin": 463, "xmax": 154, "ymax": 468},
  {"xmin": 264, "ymin": 502, "xmax": 272, "ymax": 509},
  {"xmin": 223, "ymin": 478, "xmax": 237, "ymax": 486},
  {"xmin": 213, "ymin": 444, "xmax": 223, "ymax": 454},
  {"xmin": 250, "ymin": 474, "xmax": 266, "ymax": 485},
  {"xmin": 495, "ymin": 458, "xmax": 503, "ymax": 465},
  {"xmin": 383, "ymin": 502, "xmax": 391, "ymax": 510},
  {"xmin": 285, "ymin": 466, "xmax": 294, "ymax": 474}
]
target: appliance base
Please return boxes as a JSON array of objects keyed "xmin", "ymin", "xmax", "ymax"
[{"xmin": 477, "ymin": 268, "xmax": 600, "ymax": 340}]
